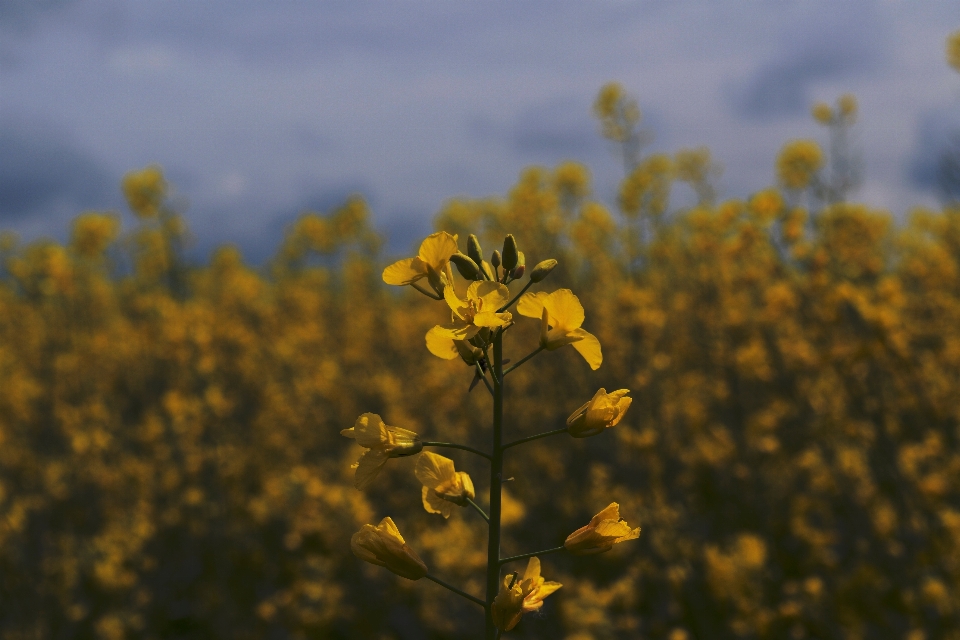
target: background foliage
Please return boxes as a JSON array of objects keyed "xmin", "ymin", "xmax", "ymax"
[{"xmin": 1, "ymin": 85, "xmax": 959, "ymax": 639}]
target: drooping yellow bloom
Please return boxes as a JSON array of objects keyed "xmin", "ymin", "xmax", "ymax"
[
  {"xmin": 350, "ymin": 517, "xmax": 428, "ymax": 580},
  {"xmin": 566, "ymin": 388, "xmax": 632, "ymax": 438},
  {"xmin": 382, "ymin": 231, "xmax": 458, "ymax": 296},
  {"xmin": 340, "ymin": 413, "xmax": 422, "ymax": 490},
  {"xmin": 517, "ymin": 289, "xmax": 602, "ymax": 370},
  {"xmin": 425, "ymin": 281, "xmax": 512, "ymax": 359},
  {"xmin": 564, "ymin": 503, "xmax": 640, "ymax": 555},
  {"xmin": 491, "ymin": 557, "xmax": 562, "ymax": 631},
  {"xmin": 414, "ymin": 452, "xmax": 475, "ymax": 518}
]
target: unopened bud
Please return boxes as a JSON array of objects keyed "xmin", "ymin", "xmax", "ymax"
[
  {"xmin": 491, "ymin": 250, "xmax": 501, "ymax": 268},
  {"xmin": 455, "ymin": 339, "xmax": 483, "ymax": 365},
  {"xmin": 512, "ymin": 265, "xmax": 525, "ymax": 279},
  {"xmin": 467, "ymin": 234, "xmax": 484, "ymax": 266},
  {"xmin": 450, "ymin": 252, "xmax": 481, "ymax": 280},
  {"xmin": 501, "ymin": 235, "xmax": 519, "ymax": 271},
  {"xmin": 517, "ymin": 251, "xmax": 525, "ymax": 267},
  {"xmin": 529, "ymin": 259, "xmax": 557, "ymax": 283}
]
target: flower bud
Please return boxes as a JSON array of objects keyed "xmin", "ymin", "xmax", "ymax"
[
  {"xmin": 501, "ymin": 234, "xmax": 519, "ymax": 271},
  {"xmin": 449, "ymin": 252, "xmax": 481, "ymax": 280},
  {"xmin": 491, "ymin": 249, "xmax": 501, "ymax": 268},
  {"xmin": 512, "ymin": 265, "xmax": 525, "ymax": 279},
  {"xmin": 566, "ymin": 388, "xmax": 632, "ymax": 438},
  {"xmin": 529, "ymin": 259, "xmax": 558, "ymax": 283},
  {"xmin": 455, "ymin": 339, "xmax": 483, "ymax": 365},
  {"xmin": 351, "ymin": 517, "xmax": 428, "ymax": 580},
  {"xmin": 467, "ymin": 234, "xmax": 484, "ymax": 266}
]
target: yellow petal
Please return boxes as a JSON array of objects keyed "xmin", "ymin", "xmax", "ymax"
[
  {"xmin": 517, "ymin": 291, "xmax": 548, "ymax": 318},
  {"xmin": 473, "ymin": 310, "xmax": 512, "ymax": 328},
  {"xmin": 522, "ymin": 557, "xmax": 542, "ymax": 583},
  {"xmin": 570, "ymin": 328, "xmax": 602, "ymax": 370},
  {"xmin": 592, "ymin": 503, "xmax": 621, "ymax": 525},
  {"xmin": 422, "ymin": 486, "xmax": 454, "ymax": 518},
  {"xmin": 415, "ymin": 451, "xmax": 456, "ymax": 487},
  {"xmin": 352, "ymin": 413, "xmax": 388, "ymax": 448},
  {"xmin": 418, "ymin": 232, "xmax": 459, "ymax": 270},
  {"xmin": 444, "ymin": 281, "xmax": 467, "ymax": 318},
  {"xmin": 425, "ymin": 326, "xmax": 459, "ymax": 359},
  {"xmin": 468, "ymin": 281, "xmax": 510, "ymax": 309},
  {"xmin": 382, "ymin": 257, "xmax": 424, "ymax": 285},
  {"xmin": 431, "ymin": 322, "xmax": 480, "ymax": 342},
  {"xmin": 353, "ymin": 449, "xmax": 388, "ymax": 490},
  {"xmin": 378, "ymin": 516, "xmax": 404, "ymax": 543},
  {"xmin": 543, "ymin": 289, "xmax": 585, "ymax": 331}
]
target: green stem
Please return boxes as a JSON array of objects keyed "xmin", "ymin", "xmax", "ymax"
[
  {"xmin": 502, "ymin": 427, "xmax": 568, "ymax": 450},
  {"xmin": 425, "ymin": 573, "xmax": 487, "ymax": 608},
  {"xmin": 485, "ymin": 330, "xmax": 505, "ymax": 639},
  {"xmin": 497, "ymin": 278, "xmax": 535, "ymax": 313},
  {"xmin": 466, "ymin": 497, "xmax": 490, "ymax": 523},
  {"xmin": 499, "ymin": 546, "xmax": 566, "ymax": 566},
  {"xmin": 502, "ymin": 346, "xmax": 544, "ymax": 377},
  {"xmin": 422, "ymin": 441, "xmax": 492, "ymax": 461},
  {"xmin": 411, "ymin": 281, "xmax": 442, "ymax": 300},
  {"xmin": 474, "ymin": 361, "xmax": 495, "ymax": 396}
]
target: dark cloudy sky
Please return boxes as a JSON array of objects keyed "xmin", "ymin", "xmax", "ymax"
[{"xmin": 2, "ymin": 0, "xmax": 958, "ymax": 261}]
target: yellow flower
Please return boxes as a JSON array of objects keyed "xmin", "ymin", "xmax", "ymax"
[
  {"xmin": 564, "ymin": 503, "xmax": 641, "ymax": 555},
  {"xmin": 811, "ymin": 102, "xmax": 833, "ymax": 125},
  {"xmin": 341, "ymin": 413, "xmax": 422, "ymax": 490},
  {"xmin": 350, "ymin": 517, "xmax": 428, "ymax": 580},
  {"xmin": 776, "ymin": 140, "xmax": 824, "ymax": 190},
  {"xmin": 425, "ymin": 281, "xmax": 512, "ymax": 359},
  {"xmin": 122, "ymin": 165, "xmax": 166, "ymax": 218},
  {"xmin": 491, "ymin": 557, "xmax": 562, "ymax": 631},
  {"xmin": 566, "ymin": 388, "xmax": 632, "ymax": 438},
  {"xmin": 414, "ymin": 452, "xmax": 475, "ymax": 518},
  {"xmin": 382, "ymin": 231, "xmax": 458, "ymax": 296},
  {"xmin": 517, "ymin": 289, "xmax": 602, "ymax": 370}
]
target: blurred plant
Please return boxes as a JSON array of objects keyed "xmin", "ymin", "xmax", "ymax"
[{"xmin": 348, "ymin": 230, "xmax": 637, "ymax": 638}]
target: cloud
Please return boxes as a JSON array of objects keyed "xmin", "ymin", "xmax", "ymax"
[
  {"xmin": 908, "ymin": 107, "xmax": 960, "ymax": 198},
  {"xmin": 0, "ymin": 117, "xmax": 114, "ymax": 222},
  {"xmin": 730, "ymin": 3, "xmax": 888, "ymax": 120}
]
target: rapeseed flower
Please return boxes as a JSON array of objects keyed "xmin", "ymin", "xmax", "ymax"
[
  {"xmin": 491, "ymin": 557, "xmax": 562, "ymax": 631},
  {"xmin": 341, "ymin": 413, "xmax": 422, "ymax": 490},
  {"xmin": 382, "ymin": 231, "xmax": 458, "ymax": 296},
  {"xmin": 564, "ymin": 502, "xmax": 640, "ymax": 555},
  {"xmin": 414, "ymin": 452, "xmax": 475, "ymax": 518},
  {"xmin": 350, "ymin": 517, "xmax": 428, "ymax": 580},
  {"xmin": 425, "ymin": 281, "xmax": 512, "ymax": 359},
  {"xmin": 566, "ymin": 388, "xmax": 632, "ymax": 438},
  {"xmin": 517, "ymin": 289, "xmax": 602, "ymax": 369}
]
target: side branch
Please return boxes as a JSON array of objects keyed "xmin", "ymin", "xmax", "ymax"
[
  {"xmin": 411, "ymin": 281, "xmax": 442, "ymax": 300},
  {"xmin": 497, "ymin": 279, "xmax": 535, "ymax": 313},
  {"xmin": 474, "ymin": 361, "xmax": 495, "ymax": 396},
  {"xmin": 499, "ymin": 546, "xmax": 566, "ymax": 566},
  {"xmin": 422, "ymin": 441, "xmax": 492, "ymax": 461},
  {"xmin": 502, "ymin": 427, "xmax": 568, "ymax": 450},
  {"xmin": 425, "ymin": 574, "xmax": 487, "ymax": 608},
  {"xmin": 466, "ymin": 497, "xmax": 490, "ymax": 523},
  {"xmin": 502, "ymin": 346, "xmax": 544, "ymax": 377}
]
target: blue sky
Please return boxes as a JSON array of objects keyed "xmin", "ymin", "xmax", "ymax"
[{"xmin": 1, "ymin": 0, "xmax": 958, "ymax": 262}]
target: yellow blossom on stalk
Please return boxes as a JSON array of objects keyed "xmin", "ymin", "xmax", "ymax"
[
  {"xmin": 341, "ymin": 413, "xmax": 422, "ymax": 490},
  {"xmin": 517, "ymin": 289, "xmax": 602, "ymax": 370},
  {"xmin": 564, "ymin": 502, "xmax": 640, "ymax": 555},
  {"xmin": 382, "ymin": 231, "xmax": 458, "ymax": 296},
  {"xmin": 491, "ymin": 557, "xmax": 562, "ymax": 631},
  {"xmin": 425, "ymin": 281, "xmax": 512, "ymax": 359},
  {"xmin": 566, "ymin": 388, "xmax": 632, "ymax": 438},
  {"xmin": 776, "ymin": 140, "xmax": 824, "ymax": 190},
  {"xmin": 811, "ymin": 102, "xmax": 833, "ymax": 125},
  {"xmin": 350, "ymin": 517, "xmax": 428, "ymax": 580},
  {"xmin": 414, "ymin": 452, "xmax": 475, "ymax": 518},
  {"xmin": 122, "ymin": 165, "xmax": 166, "ymax": 218},
  {"xmin": 837, "ymin": 94, "xmax": 857, "ymax": 121}
]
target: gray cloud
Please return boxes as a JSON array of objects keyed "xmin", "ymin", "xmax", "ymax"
[
  {"xmin": 908, "ymin": 107, "xmax": 960, "ymax": 200},
  {"xmin": 730, "ymin": 3, "xmax": 887, "ymax": 120},
  {"xmin": 0, "ymin": 117, "xmax": 114, "ymax": 221}
]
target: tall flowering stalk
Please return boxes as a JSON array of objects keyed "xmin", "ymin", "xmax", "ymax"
[{"xmin": 345, "ymin": 231, "xmax": 640, "ymax": 637}]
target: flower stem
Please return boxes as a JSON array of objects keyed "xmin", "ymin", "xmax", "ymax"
[
  {"xmin": 466, "ymin": 497, "xmax": 490, "ymax": 523},
  {"xmin": 411, "ymin": 281, "xmax": 442, "ymax": 300},
  {"xmin": 425, "ymin": 573, "xmax": 487, "ymax": 608},
  {"xmin": 497, "ymin": 278, "xmax": 535, "ymax": 313},
  {"xmin": 502, "ymin": 346, "xmax": 543, "ymax": 377},
  {"xmin": 502, "ymin": 427, "xmax": 568, "ymax": 450},
  {"xmin": 474, "ymin": 361, "xmax": 495, "ymax": 396},
  {"xmin": 485, "ymin": 329, "xmax": 505, "ymax": 639},
  {"xmin": 422, "ymin": 441, "xmax": 492, "ymax": 461},
  {"xmin": 498, "ymin": 546, "xmax": 566, "ymax": 566}
]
